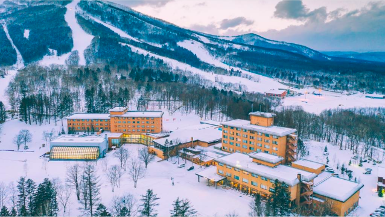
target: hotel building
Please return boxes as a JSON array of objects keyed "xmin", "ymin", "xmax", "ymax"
[{"xmin": 221, "ymin": 112, "xmax": 297, "ymax": 163}]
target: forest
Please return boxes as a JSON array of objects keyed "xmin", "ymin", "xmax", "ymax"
[{"xmin": 2, "ymin": 4, "xmax": 73, "ymax": 63}]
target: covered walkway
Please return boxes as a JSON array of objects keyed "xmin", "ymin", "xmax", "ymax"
[{"xmin": 196, "ymin": 166, "xmax": 226, "ymax": 188}]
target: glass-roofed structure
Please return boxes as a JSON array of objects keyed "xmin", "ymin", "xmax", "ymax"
[{"xmin": 50, "ymin": 135, "xmax": 108, "ymax": 160}]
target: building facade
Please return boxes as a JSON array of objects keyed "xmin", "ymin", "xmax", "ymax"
[
  {"xmin": 221, "ymin": 112, "xmax": 297, "ymax": 163},
  {"xmin": 66, "ymin": 107, "xmax": 163, "ymax": 135}
]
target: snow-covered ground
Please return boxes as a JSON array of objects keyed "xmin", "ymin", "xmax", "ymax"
[
  {"xmin": 23, "ymin": 29, "xmax": 29, "ymax": 39},
  {"xmin": 1, "ymin": 22, "xmax": 24, "ymax": 69},
  {"xmin": 0, "ymin": 110, "xmax": 250, "ymax": 217},
  {"xmin": 305, "ymin": 140, "xmax": 385, "ymax": 216},
  {"xmin": 0, "ymin": 70, "xmax": 17, "ymax": 109},
  {"xmin": 63, "ymin": 0, "xmax": 93, "ymax": 65},
  {"xmin": 282, "ymin": 87, "xmax": 385, "ymax": 114}
]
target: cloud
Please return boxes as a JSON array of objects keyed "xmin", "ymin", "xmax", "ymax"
[
  {"xmin": 107, "ymin": 0, "xmax": 173, "ymax": 8},
  {"xmin": 274, "ymin": 0, "xmax": 327, "ymax": 23},
  {"xmin": 219, "ymin": 17, "xmax": 254, "ymax": 30},
  {"xmin": 261, "ymin": 2, "xmax": 385, "ymax": 51},
  {"xmin": 189, "ymin": 23, "xmax": 219, "ymax": 35}
]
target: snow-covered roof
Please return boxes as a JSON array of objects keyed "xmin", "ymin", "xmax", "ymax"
[
  {"xmin": 265, "ymin": 89, "xmax": 287, "ymax": 95},
  {"xmin": 200, "ymin": 120, "xmax": 221, "ymax": 126},
  {"xmin": 154, "ymin": 125, "xmax": 221, "ymax": 147},
  {"xmin": 221, "ymin": 119, "xmax": 296, "ymax": 137},
  {"xmin": 313, "ymin": 172, "xmax": 333, "ymax": 186},
  {"xmin": 66, "ymin": 113, "xmax": 110, "ymax": 120},
  {"xmin": 100, "ymin": 132, "xmax": 123, "ymax": 138},
  {"xmin": 249, "ymin": 111, "xmax": 276, "ymax": 118},
  {"xmin": 196, "ymin": 167, "xmax": 226, "ymax": 182},
  {"xmin": 110, "ymin": 111, "xmax": 163, "ymax": 118},
  {"xmin": 51, "ymin": 135, "xmax": 106, "ymax": 144},
  {"xmin": 216, "ymin": 153, "xmax": 317, "ymax": 186},
  {"xmin": 293, "ymin": 159, "xmax": 324, "ymax": 170},
  {"xmin": 378, "ymin": 167, "xmax": 385, "ymax": 178},
  {"xmin": 313, "ymin": 176, "xmax": 364, "ymax": 202},
  {"xmin": 109, "ymin": 107, "xmax": 127, "ymax": 112},
  {"xmin": 248, "ymin": 152, "xmax": 283, "ymax": 164}
]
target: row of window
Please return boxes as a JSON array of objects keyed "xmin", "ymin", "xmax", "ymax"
[
  {"xmin": 113, "ymin": 117, "xmax": 156, "ymax": 120},
  {"xmin": 218, "ymin": 169, "xmax": 275, "ymax": 192},
  {"xmin": 115, "ymin": 121, "xmax": 155, "ymax": 124},
  {"xmin": 69, "ymin": 123, "xmax": 109, "ymax": 126},
  {"xmin": 223, "ymin": 136, "xmax": 279, "ymax": 145},
  {"xmin": 114, "ymin": 125, "xmax": 155, "ymax": 128},
  {"xmin": 69, "ymin": 119, "xmax": 109, "ymax": 122},
  {"xmin": 223, "ymin": 127, "xmax": 279, "ymax": 139},
  {"xmin": 222, "ymin": 146, "xmax": 278, "ymax": 156}
]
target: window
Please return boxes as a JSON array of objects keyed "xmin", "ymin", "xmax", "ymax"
[
  {"xmin": 243, "ymin": 129, "xmax": 247, "ymax": 132},
  {"xmin": 234, "ymin": 168, "xmax": 240, "ymax": 172},
  {"xmin": 249, "ymin": 147, "xmax": 254, "ymax": 151},
  {"xmin": 223, "ymin": 130, "xmax": 228, "ymax": 133},
  {"xmin": 242, "ymin": 178, "xmax": 248, "ymax": 183},
  {"xmin": 218, "ymin": 163, "xmax": 224, "ymax": 166},
  {"xmin": 223, "ymin": 135, "xmax": 228, "ymax": 139},
  {"xmin": 257, "ymin": 143, "xmax": 262, "ymax": 147},
  {"xmin": 264, "ymin": 150, "xmax": 269, "ymax": 154},
  {"xmin": 272, "ymin": 141, "xmax": 278, "ymax": 145},
  {"xmin": 226, "ymin": 165, "xmax": 232, "ymax": 169},
  {"xmin": 273, "ymin": 147, "xmax": 278, "ymax": 151},
  {"xmin": 273, "ymin": 135, "xmax": 279, "ymax": 139},
  {"xmin": 265, "ymin": 134, "xmax": 270, "ymax": 137},
  {"xmin": 249, "ymin": 141, "xmax": 254, "ymax": 145},
  {"xmin": 264, "ymin": 139, "xmax": 270, "ymax": 143},
  {"xmin": 270, "ymin": 179, "xmax": 275, "ymax": 183},
  {"xmin": 226, "ymin": 172, "xmax": 231, "ymax": 177},
  {"xmin": 261, "ymin": 184, "xmax": 267, "ymax": 190},
  {"xmin": 230, "ymin": 136, "xmax": 234, "ymax": 140},
  {"xmin": 243, "ymin": 145, "xmax": 247, "ymax": 149},
  {"xmin": 223, "ymin": 140, "xmax": 228, "ymax": 144},
  {"xmin": 257, "ymin": 138, "xmax": 262, "ymax": 141},
  {"xmin": 257, "ymin": 149, "xmax": 261, "ymax": 152},
  {"xmin": 223, "ymin": 125, "xmax": 228, "ymax": 128},
  {"xmin": 269, "ymin": 188, "xmax": 275, "ymax": 192},
  {"xmin": 250, "ymin": 136, "xmax": 255, "ymax": 139},
  {"xmin": 230, "ymin": 142, "xmax": 234, "ymax": 145},
  {"xmin": 243, "ymin": 140, "xmax": 248, "ymax": 143},
  {"xmin": 251, "ymin": 181, "xmax": 258, "ymax": 186},
  {"xmin": 261, "ymin": 176, "xmax": 267, "ymax": 181},
  {"xmin": 234, "ymin": 175, "xmax": 240, "ymax": 180},
  {"xmin": 257, "ymin": 132, "xmax": 262, "ymax": 136},
  {"xmin": 243, "ymin": 135, "xmax": 248, "ymax": 138},
  {"xmin": 264, "ymin": 145, "xmax": 270, "ymax": 149},
  {"xmin": 236, "ymin": 143, "xmax": 240, "ymax": 147},
  {"xmin": 218, "ymin": 170, "xmax": 224, "ymax": 174}
]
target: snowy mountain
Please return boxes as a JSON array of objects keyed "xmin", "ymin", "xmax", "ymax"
[{"xmin": 0, "ymin": 0, "xmax": 385, "ymax": 93}]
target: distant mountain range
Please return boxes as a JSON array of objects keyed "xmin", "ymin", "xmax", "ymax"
[
  {"xmin": 0, "ymin": 0, "xmax": 384, "ymax": 93},
  {"xmin": 323, "ymin": 51, "xmax": 385, "ymax": 63}
]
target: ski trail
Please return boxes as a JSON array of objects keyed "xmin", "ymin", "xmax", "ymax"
[
  {"xmin": 65, "ymin": 0, "xmax": 93, "ymax": 65},
  {"xmin": 1, "ymin": 22, "xmax": 24, "ymax": 69}
]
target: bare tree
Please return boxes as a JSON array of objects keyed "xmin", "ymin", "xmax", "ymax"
[
  {"xmin": 19, "ymin": 129, "xmax": 32, "ymax": 149},
  {"xmin": 80, "ymin": 163, "xmax": 100, "ymax": 216},
  {"xmin": 111, "ymin": 194, "xmax": 137, "ymax": 217},
  {"xmin": 13, "ymin": 134, "xmax": 23, "ymax": 150},
  {"xmin": 8, "ymin": 182, "xmax": 17, "ymax": 210},
  {"xmin": 101, "ymin": 158, "xmax": 109, "ymax": 172},
  {"xmin": 138, "ymin": 147, "xmax": 155, "ymax": 168},
  {"xmin": 106, "ymin": 165, "xmax": 121, "ymax": 192},
  {"xmin": 0, "ymin": 182, "xmax": 8, "ymax": 208},
  {"xmin": 114, "ymin": 147, "xmax": 129, "ymax": 171},
  {"xmin": 66, "ymin": 164, "xmax": 82, "ymax": 200},
  {"xmin": 57, "ymin": 183, "xmax": 72, "ymax": 216},
  {"xmin": 128, "ymin": 159, "xmax": 146, "ymax": 188}
]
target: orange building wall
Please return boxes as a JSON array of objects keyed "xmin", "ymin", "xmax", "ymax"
[
  {"xmin": 110, "ymin": 116, "xmax": 162, "ymax": 134},
  {"xmin": 291, "ymin": 163, "xmax": 325, "ymax": 175},
  {"xmin": 250, "ymin": 116, "xmax": 274, "ymax": 126},
  {"xmin": 67, "ymin": 119, "xmax": 111, "ymax": 132},
  {"xmin": 217, "ymin": 163, "xmax": 299, "ymax": 200},
  {"xmin": 313, "ymin": 191, "xmax": 360, "ymax": 216},
  {"xmin": 221, "ymin": 126, "xmax": 288, "ymax": 163}
]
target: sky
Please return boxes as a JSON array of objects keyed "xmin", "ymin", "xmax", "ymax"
[{"xmin": 109, "ymin": 0, "xmax": 385, "ymax": 52}]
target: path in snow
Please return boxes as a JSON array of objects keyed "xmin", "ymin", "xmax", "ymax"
[
  {"xmin": 1, "ymin": 22, "xmax": 24, "ymax": 69},
  {"xmin": 64, "ymin": 0, "xmax": 94, "ymax": 65}
]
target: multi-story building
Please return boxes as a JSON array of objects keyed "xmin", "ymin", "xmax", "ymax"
[
  {"xmin": 221, "ymin": 112, "xmax": 297, "ymax": 163},
  {"xmin": 198, "ymin": 152, "xmax": 364, "ymax": 216},
  {"xmin": 66, "ymin": 107, "xmax": 163, "ymax": 134}
]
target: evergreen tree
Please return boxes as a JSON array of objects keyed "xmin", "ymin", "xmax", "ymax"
[
  {"xmin": 170, "ymin": 197, "xmax": 197, "ymax": 217},
  {"xmin": 25, "ymin": 179, "xmax": 36, "ymax": 215},
  {"xmin": 119, "ymin": 207, "xmax": 130, "ymax": 217},
  {"xmin": 249, "ymin": 193, "xmax": 263, "ymax": 217},
  {"xmin": 324, "ymin": 146, "xmax": 328, "ymax": 153},
  {"xmin": 10, "ymin": 207, "xmax": 17, "ymax": 216},
  {"xmin": 16, "ymin": 177, "xmax": 27, "ymax": 215},
  {"xmin": 267, "ymin": 180, "xmax": 291, "ymax": 216},
  {"xmin": 0, "ymin": 101, "xmax": 6, "ymax": 123},
  {"xmin": 139, "ymin": 189, "xmax": 159, "ymax": 217},
  {"xmin": 95, "ymin": 204, "xmax": 111, "ymax": 216},
  {"xmin": 0, "ymin": 206, "xmax": 10, "ymax": 216},
  {"xmin": 32, "ymin": 178, "xmax": 58, "ymax": 216},
  {"xmin": 379, "ymin": 189, "xmax": 384, "ymax": 197}
]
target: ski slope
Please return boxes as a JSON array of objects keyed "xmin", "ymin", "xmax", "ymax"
[
  {"xmin": 63, "ymin": 0, "xmax": 94, "ymax": 65},
  {"xmin": 1, "ymin": 22, "xmax": 24, "ymax": 69}
]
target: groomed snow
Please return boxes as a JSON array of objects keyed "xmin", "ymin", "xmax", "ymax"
[
  {"xmin": 1, "ymin": 22, "xmax": 24, "ymax": 69},
  {"xmin": 64, "ymin": 0, "xmax": 94, "ymax": 65}
]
